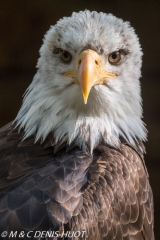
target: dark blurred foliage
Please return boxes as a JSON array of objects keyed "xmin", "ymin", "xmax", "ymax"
[{"xmin": 0, "ymin": 0, "xmax": 160, "ymax": 238}]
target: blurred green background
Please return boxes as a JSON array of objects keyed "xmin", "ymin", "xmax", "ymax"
[{"xmin": 0, "ymin": 0, "xmax": 160, "ymax": 238}]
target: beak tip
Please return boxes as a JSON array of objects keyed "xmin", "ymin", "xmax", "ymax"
[
  {"xmin": 83, "ymin": 95, "xmax": 88, "ymax": 104},
  {"xmin": 84, "ymin": 99, "xmax": 88, "ymax": 105}
]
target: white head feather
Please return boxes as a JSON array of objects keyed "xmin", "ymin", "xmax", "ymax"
[{"xmin": 15, "ymin": 10, "xmax": 147, "ymax": 152}]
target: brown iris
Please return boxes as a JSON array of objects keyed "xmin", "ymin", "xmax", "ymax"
[
  {"xmin": 108, "ymin": 51, "xmax": 122, "ymax": 65},
  {"xmin": 60, "ymin": 50, "xmax": 72, "ymax": 63}
]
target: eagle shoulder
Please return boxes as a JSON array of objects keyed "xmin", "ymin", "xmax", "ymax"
[
  {"xmin": 73, "ymin": 144, "xmax": 154, "ymax": 240},
  {"xmin": 0, "ymin": 123, "xmax": 92, "ymax": 233}
]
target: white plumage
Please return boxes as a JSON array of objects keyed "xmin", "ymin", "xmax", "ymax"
[{"xmin": 15, "ymin": 10, "xmax": 146, "ymax": 151}]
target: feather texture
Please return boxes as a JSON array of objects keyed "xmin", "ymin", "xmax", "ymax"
[{"xmin": 0, "ymin": 123, "xmax": 154, "ymax": 239}]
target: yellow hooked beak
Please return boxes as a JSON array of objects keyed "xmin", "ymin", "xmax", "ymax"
[{"xmin": 63, "ymin": 49, "xmax": 116, "ymax": 104}]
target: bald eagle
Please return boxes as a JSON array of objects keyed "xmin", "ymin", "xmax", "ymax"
[{"xmin": 0, "ymin": 11, "xmax": 154, "ymax": 240}]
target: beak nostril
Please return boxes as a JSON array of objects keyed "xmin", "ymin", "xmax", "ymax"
[
  {"xmin": 78, "ymin": 60, "xmax": 81, "ymax": 65},
  {"xmin": 95, "ymin": 60, "xmax": 98, "ymax": 65}
]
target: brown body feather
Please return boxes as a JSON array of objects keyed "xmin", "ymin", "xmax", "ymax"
[{"xmin": 0, "ymin": 123, "xmax": 154, "ymax": 239}]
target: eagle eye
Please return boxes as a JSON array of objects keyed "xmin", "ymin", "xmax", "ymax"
[
  {"xmin": 53, "ymin": 48, "xmax": 72, "ymax": 64},
  {"xmin": 108, "ymin": 51, "xmax": 122, "ymax": 65},
  {"xmin": 60, "ymin": 50, "xmax": 72, "ymax": 63}
]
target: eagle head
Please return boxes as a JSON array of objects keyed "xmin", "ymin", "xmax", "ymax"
[{"xmin": 15, "ymin": 11, "xmax": 147, "ymax": 152}]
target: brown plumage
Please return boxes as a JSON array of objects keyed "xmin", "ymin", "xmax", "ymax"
[{"xmin": 0, "ymin": 122, "xmax": 154, "ymax": 239}]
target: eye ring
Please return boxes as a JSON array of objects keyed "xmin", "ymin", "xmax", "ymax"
[
  {"xmin": 108, "ymin": 51, "xmax": 122, "ymax": 65},
  {"xmin": 60, "ymin": 50, "xmax": 72, "ymax": 63}
]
